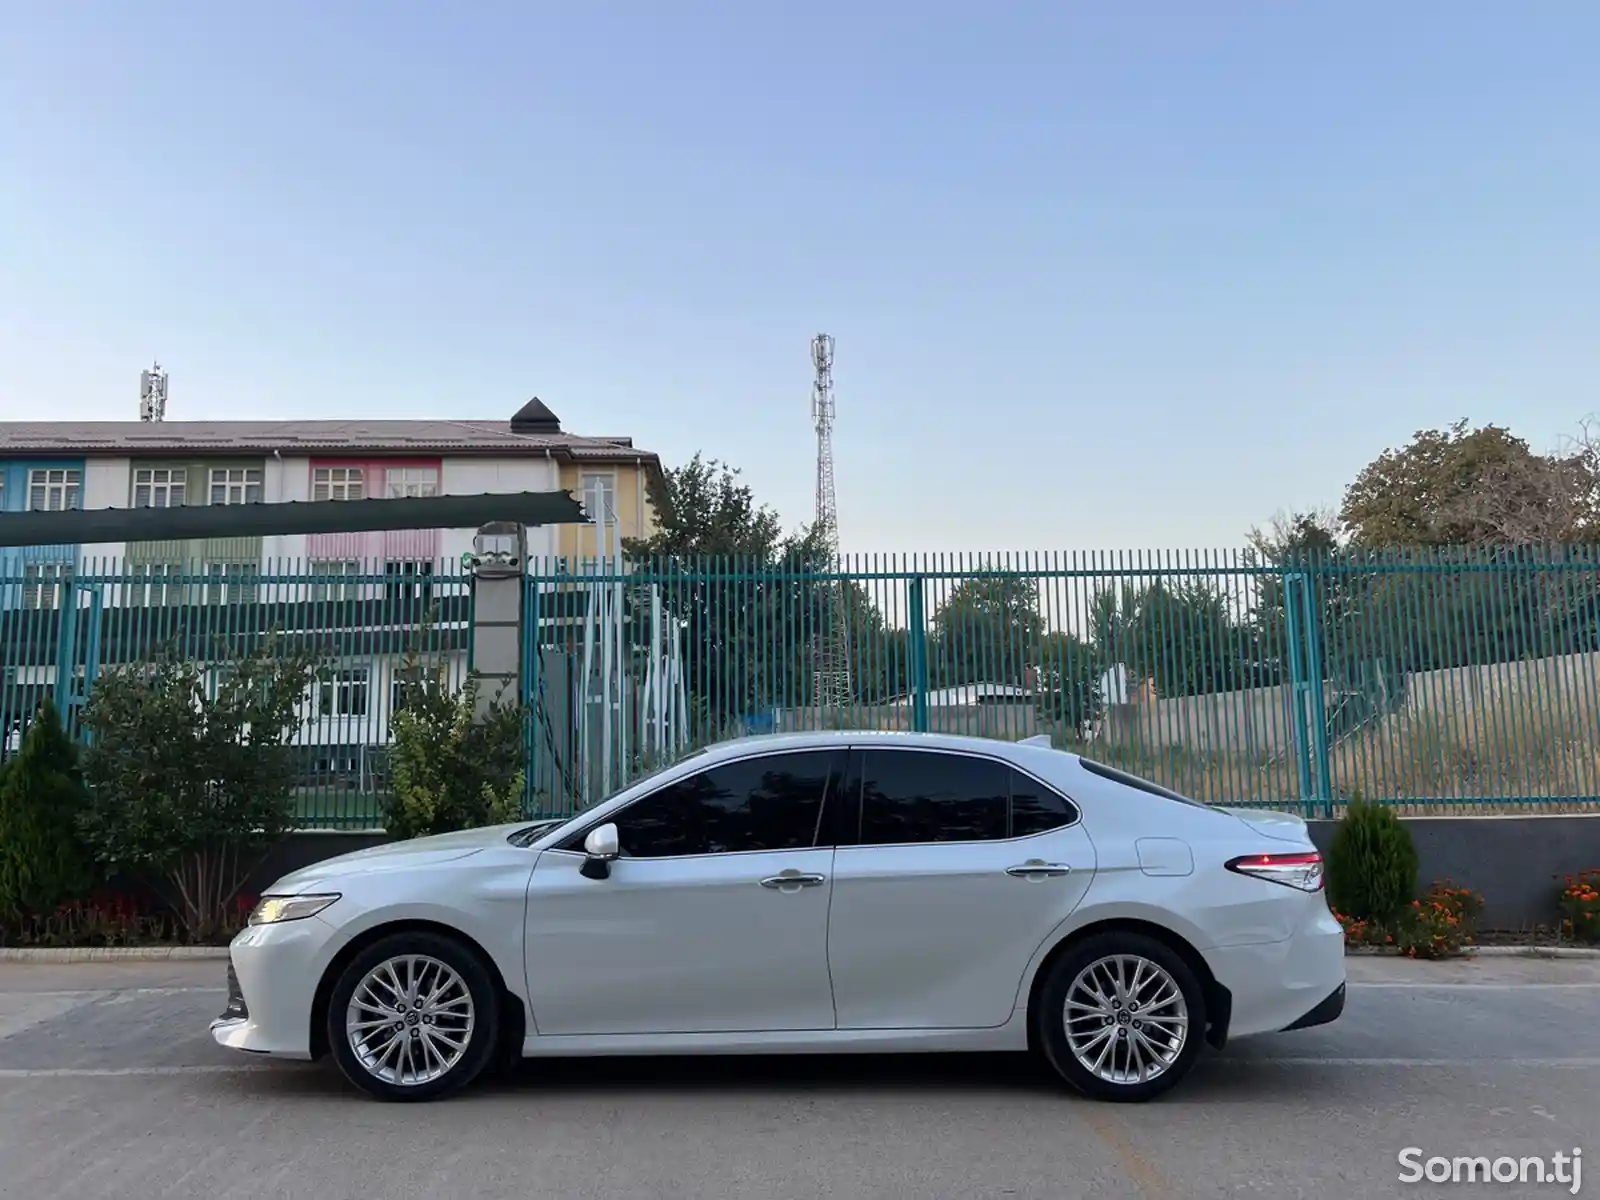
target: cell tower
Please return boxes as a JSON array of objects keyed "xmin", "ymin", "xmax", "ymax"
[
  {"xmin": 810, "ymin": 333, "xmax": 851, "ymax": 708},
  {"xmin": 139, "ymin": 362, "xmax": 168, "ymax": 422}
]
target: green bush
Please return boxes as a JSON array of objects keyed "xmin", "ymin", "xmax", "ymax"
[
  {"xmin": 382, "ymin": 653, "xmax": 526, "ymax": 841},
  {"xmin": 0, "ymin": 697, "xmax": 95, "ymax": 922},
  {"xmin": 1325, "ymin": 792, "xmax": 1419, "ymax": 925},
  {"xmin": 79, "ymin": 641, "xmax": 324, "ymax": 942}
]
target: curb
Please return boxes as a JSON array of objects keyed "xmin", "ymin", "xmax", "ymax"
[
  {"xmin": 0, "ymin": 946, "xmax": 232, "ymax": 963},
  {"xmin": 1466, "ymin": 945, "xmax": 1600, "ymax": 960}
]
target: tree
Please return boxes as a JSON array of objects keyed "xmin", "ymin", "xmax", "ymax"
[
  {"xmin": 1339, "ymin": 419, "xmax": 1600, "ymax": 547},
  {"xmin": 1037, "ymin": 630, "xmax": 1103, "ymax": 732},
  {"xmin": 626, "ymin": 453, "xmax": 833, "ymax": 729},
  {"xmin": 0, "ymin": 696, "xmax": 94, "ymax": 923},
  {"xmin": 78, "ymin": 641, "xmax": 324, "ymax": 942},
  {"xmin": 928, "ymin": 573, "xmax": 1044, "ymax": 690},
  {"xmin": 1088, "ymin": 578, "xmax": 1254, "ymax": 698},
  {"xmin": 383, "ymin": 653, "xmax": 525, "ymax": 840}
]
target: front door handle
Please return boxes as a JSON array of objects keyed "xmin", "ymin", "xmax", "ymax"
[
  {"xmin": 1006, "ymin": 861, "xmax": 1071, "ymax": 880},
  {"xmin": 759, "ymin": 871, "xmax": 827, "ymax": 892}
]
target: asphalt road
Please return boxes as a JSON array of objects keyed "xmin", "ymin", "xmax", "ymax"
[{"xmin": 0, "ymin": 955, "xmax": 1595, "ymax": 1199}]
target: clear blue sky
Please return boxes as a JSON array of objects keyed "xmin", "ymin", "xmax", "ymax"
[{"xmin": 2, "ymin": 2, "xmax": 1596, "ymax": 555}]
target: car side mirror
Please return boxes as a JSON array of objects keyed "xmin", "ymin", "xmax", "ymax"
[{"xmin": 579, "ymin": 822, "xmax": 620, "ymax": 880}]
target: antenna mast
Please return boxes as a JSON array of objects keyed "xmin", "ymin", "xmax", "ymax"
[
  {"xmin": 139, "ymin": 362, "xmax": 168, "ymax": 422},
  {"xmin": 810, "ymin": 333, "xmax": 851, "ymax": 709}
]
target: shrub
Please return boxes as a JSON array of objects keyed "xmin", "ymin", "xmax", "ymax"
[
  {"xmin": 1557, "ymin": 871, "xmax": 1600, "ymax": 943},
  {"xmin": 1325, "ymin": 792, "xmax": 1419, "ymax": 926},
  {"xmin": 383, "ymin": 652, "xmax": 526, "ymax": 841},
  {"xmin": 78, "ymin": 640, "xmax": 324, "ymax": 942},
  {"xmin": 0, "ymin": 696, "xmax": 96, "ymax": 923},
  {"xmin": 1393, "ymin": 879, "xmax": 1482, "ymax": 959}
]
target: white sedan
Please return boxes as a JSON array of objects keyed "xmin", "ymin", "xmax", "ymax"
[{"xmin": 213, "ymin": 731, "xmax": 1345, "ymax": 1103}]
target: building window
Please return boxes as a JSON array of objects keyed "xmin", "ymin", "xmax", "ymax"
[
  {"xmin": 209, "ymin": 467, "xmax": 263, "ymax": 506},
  {"xmin": 133, "ymin": 467, "xmax": 187, "ymax": 509},
  {"xmin": 205, "ymin": 563, "xmax": 258, "ymax": 605},
  {"xmin": 386, "ymin": 467, "xmax": 439, "ymax": 498},
  {"xmin": 130, "ymin": 562, "xmax": 182, "ymax": 607},
  {"xmin": 28, "ymin": 469, "xmax": 81, "ymax": 512},
  {"xmin": 312, "ymin": 467, "xmax": 366, "ymax": 502},
  {"xmin": 309, "ymin": 560, "xmax": 362, "ymax": 602},
  {"xmin": 384, "ymin": 560, "xmax": 434, "ymax": 607},
  {"xmin": 23, "ymin": 563, "xmax": 73, "ymax": 610},
  {"xmin": 581, "ymin": 472, "xmax": 616, "ymax": 524},
  {"xmin": 320, "ymin": 668, "xmax": 371, "ymax": 718}
]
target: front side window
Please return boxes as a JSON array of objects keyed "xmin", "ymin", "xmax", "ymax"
[
  {"xmin": 386, "ymin": 466, "xmax": 438, "ymax": 498},
  {"xmin": 133, "ymin": 467, "xmax": 187, "ymax": 508},
  {"xmin": 857, "ymin": 749, "xmax": 1011, "ymax": 845},
  {"xmin": 28, "ymin": 469, "xmax": 81, "ymax": 512},
  {"xmin": 603, "ymin": 750, "xmax": 841, "ymax": 858},
  {"xmin": 209, "ymin": 467, "xmax": 263, "ymax": 505},
  {"xmin": 312, "ymin": 467, "xmax": 366, "ymax": 502}
]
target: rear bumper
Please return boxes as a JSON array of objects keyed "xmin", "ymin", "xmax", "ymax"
[{"xmin": 1281, "ymin": 981, "xmax": 1345, "ymax": 1031}]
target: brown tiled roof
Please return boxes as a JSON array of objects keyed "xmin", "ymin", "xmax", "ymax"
[{"xmin": 0, "ymin": 419, "xmax": 658, "ymax": 463}]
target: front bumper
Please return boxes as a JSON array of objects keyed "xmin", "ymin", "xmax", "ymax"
[{"xmin": 209, "ymin": 915, "xmax": 339, "ymax": 1061}]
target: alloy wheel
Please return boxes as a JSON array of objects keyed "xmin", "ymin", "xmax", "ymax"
[
  {"xmin": 345, "ymin": 954, "xmax": 477, "ymax": 1086},
  {"xmin": 1061, "ymin": 953, "xmax": 1189, "ymax": 1085}
]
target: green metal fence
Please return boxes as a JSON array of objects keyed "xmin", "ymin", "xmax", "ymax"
[
  {"xmin": 5, "ymin": 548, "xmax": 1599, "ymax": 829},
  {"xmin": 529, "ymin": 548, "xmax": 1600, "ymax": 820},
  {"xmin": 0, "ymin": 558, "xmax": 471, "ymax": 829}
]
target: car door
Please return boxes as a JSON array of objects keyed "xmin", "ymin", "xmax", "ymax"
[
  {"xmin": 522, "ymin": 748, "xmax": 846, "ymax": 1036},
  {"xmin": 826, "ymin": 746, "xmax": 1097, "ymax": 1030}
]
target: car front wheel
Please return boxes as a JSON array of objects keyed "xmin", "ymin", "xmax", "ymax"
[
  {"xmin": 1036, "ymin": 931, "xmax": 1206, "ymax": 1103},
  {"xmin": 326, "ymin": 931, "xmax": 501, "ymax": 1102}
]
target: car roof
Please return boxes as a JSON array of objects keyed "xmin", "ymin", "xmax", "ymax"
[{"xmin": 701, "ymin": 729, "xmax": 1078, "ymax": 763}]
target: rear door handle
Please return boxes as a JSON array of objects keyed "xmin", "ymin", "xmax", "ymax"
[
  {"xmin": 1006, "ymin": 861, "xmax": 1071, "ymax": 879},
  {"xmin": 760, "ymin": 871, "xmax": 827, "ymax": 891}
]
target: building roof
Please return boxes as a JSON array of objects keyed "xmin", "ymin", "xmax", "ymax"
[{"xmin": 0, "ymin": 418, "xmax": 658, "ymax": 464}]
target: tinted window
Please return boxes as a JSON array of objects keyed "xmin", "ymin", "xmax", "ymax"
[
  {"xmin": 1078, "ymin": 757, "xmax": 1207, "ymax": 808},
  {"xmin": 611, "ymin": 751, "xmax": 838, "ymax": 857},
  {"xmin": 1009, "ymin": 769, "xmax": 1079, "ymax": 836},
  {"xmin": 858, "ymin": 750, "xmax": 1009, "ymax": 845}
]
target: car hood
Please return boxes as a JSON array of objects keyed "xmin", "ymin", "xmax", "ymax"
[
  {"xmin": 1215, "ymin": 806, "xmax": 1313, "ymax": 844},
  {"xmin": 266, "ymin": 822, "xmax": 533, "ymax": 894}
]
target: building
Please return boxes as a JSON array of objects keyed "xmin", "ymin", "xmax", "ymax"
[{"xmin": 0, "ymin": 398, "xmax": 666, "ymax": 798}]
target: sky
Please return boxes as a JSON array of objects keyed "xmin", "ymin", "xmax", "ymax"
[{"xmin": 2, "ymin": 2, "xmax": 1597, "ymax": 556}]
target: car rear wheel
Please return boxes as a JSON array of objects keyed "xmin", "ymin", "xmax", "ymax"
[
  {"xmin": 327, "ymin": 931, "xmax": 500, "ymax": 1102},
  {"xmin": 1036, "ymin": 931, "xmax": 1206, "ymax": 1103}
]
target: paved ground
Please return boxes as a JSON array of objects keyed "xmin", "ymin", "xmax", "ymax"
[{"xmin": 0, "ymin": 956, "xmax": 1595, "ymax": 1199}]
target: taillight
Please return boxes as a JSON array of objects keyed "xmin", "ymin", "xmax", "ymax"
[{"xmin": 1226, "ymin": 851, "xmax": 1324, "ymax": 892}]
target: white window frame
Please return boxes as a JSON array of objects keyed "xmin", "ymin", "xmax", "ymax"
[
  {"xmin": 23, "ymin": 563, "xmax": 73, "ymax": 610},
  {"xmin": 384, "ymin": 559, "xmax": 435, "ymax": 603},
  {"xmin": 204, "ymin": 562, "xmax": 258, "ymax": 605},
  {"xmin": 385, "ymin": 466, "xmax": 439, "ymax": 498},
  {"xmin": 130, "ymin": 562, "xmax": 182, "ymax": 606},
  {"xmin": 320, "ymin": 667, "xmax": 371, "ymax": 718},
  {"xmin": 312, "ymin": 467, "xmax": 366, "ymax": 502},
  {"xmin": 309, "ymin": 559, "xmax": 362, "ymax": 602},
  {"xmin": 582, "ymin": 471, "xmax": 617, "ymax": 523},
  {"xmin": 28, "ymin": 469, "xmax": 81, "ymax": 512},
  {"xmin": 133, "ymin": 467, "xmax": 187, "ymax": 509},
  {"xmin": 209, "ymin": 467, "xmax": 263, "ymax": 506}
]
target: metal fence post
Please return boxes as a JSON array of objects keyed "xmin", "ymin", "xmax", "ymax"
[
  {"xmin": 1299, "ymin": 564, "xmax": 1334, "ymax": 817},
  {"xmin": 909, "ymin": 573, "xmax": 928, "ymax": 733},
  {"xmin": 1283, "ymin": 571, "xmax": 1315, "ymax": 810}
]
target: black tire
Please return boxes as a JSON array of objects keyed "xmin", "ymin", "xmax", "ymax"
[
  {"xmin": 326, "ymin": 931, "xmax": 501, "ymax": 1102},
  {"xmin": 1035, "ymin": 931, "xmax": 1207, "ymax": 1103}
]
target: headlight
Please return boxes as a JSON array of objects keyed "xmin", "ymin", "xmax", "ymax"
[{"xmin": 247, "ymin": 893, "xmax": 341, "ymax": 925}]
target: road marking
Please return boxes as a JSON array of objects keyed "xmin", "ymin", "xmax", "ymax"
[
  {"xmin": 0, "ymin": 1064, "xmax": 285, "ymax": 1078},
  {"xmin": 0, "ymin": 988, "xmax": 227, "ymax": 999},
  {"xmin": 1349, "ymin": 982, "xmax": 1600, "ymax": 990},
  {"xmin": 1221, "ymin": 1057, "xmax": 1600, "ymax": 1068},
  {"xmin": 1082, "ymin": 1109, "xmax": 1173, "ymax": 1198}
]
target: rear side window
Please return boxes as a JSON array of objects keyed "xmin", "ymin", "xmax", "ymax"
[
  {"xmin": 1078, "ymin": 757, "xmax": 1207, "ymax": 808},
  {"xmin": 1009, "ymin": 768, "xmax": 1079, "ymax": 836}
]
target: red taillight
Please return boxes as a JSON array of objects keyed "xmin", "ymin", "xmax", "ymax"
[{"xmin": 1225, "ymin": 851, "xmax": 1324, "ymax": 892}]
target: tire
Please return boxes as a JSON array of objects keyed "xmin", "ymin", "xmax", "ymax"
[
  {"xmin": 1035, "ymin": 931, "xmax": 1207, "ymax": 1103},
  {"xmin": 326, "ymin": 931, "xmax": 501, "ymax": 1102}
]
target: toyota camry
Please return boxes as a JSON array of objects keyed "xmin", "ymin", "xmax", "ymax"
[{"xmin": 212, "ymin": 731, "xmax": 1345, "ymax": 1103}]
